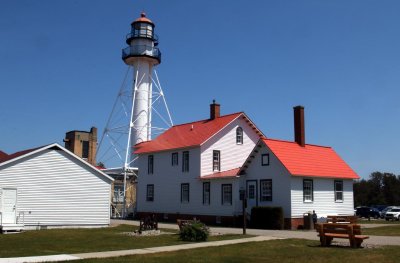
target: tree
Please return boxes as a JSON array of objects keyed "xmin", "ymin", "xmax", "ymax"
[{"xmin": 354, "ymin": 172, "xmax": 400, "ymax": 207}]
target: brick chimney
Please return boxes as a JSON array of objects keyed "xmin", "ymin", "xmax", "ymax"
[
  {"xmin": 210, "ymin": 100, "xmax": 220, "ymax": 120},
  {"xmin": 89, "ymin": 127, "xmax": 97, "ymax": 166},
  {"xmin": 293, "ymin": 106, "xmax": 305, "ymax": 147}
]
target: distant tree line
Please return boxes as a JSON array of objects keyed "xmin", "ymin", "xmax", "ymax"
[{"xmin": 354, "ymin": 172, "xmax": 400, "ymax": 207}]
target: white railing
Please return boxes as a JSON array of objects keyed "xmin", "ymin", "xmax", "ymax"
[{"xmin": 110, "ymin": 203, "xmax": 121, "ymax": 218}]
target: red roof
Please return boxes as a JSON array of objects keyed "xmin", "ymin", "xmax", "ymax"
[
  {"xmin": 132, "ymin": 12, "xmax": 154, "ymax": 25},
  {"xmin": 0, "ymin": 151, "xmax": 8, "ymax": 160},
  {"xmin": 135, "ymin": 112, "xmax": 262, "ymax": 154},
  {"xmin": 201, "ymin": 168, "xmax": 240, "ymax": 180},
  {"xmin": 0, "ymin": 147, "xmax": 40, "ymax": 164},
  {"xmin": 261, "ymin": 138, "xmax": 359, "ymax": 179}
]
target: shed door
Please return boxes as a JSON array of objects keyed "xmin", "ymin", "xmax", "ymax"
[
  {"xmin": 2, "ymin": 189, "xmax": 17, "ymax": 224},
  {"xmin": 246, "ymin": 181, "xmax": 257, "ymax": 215}
]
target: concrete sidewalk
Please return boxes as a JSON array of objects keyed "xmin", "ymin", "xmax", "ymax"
[{"xmin": 0, "ymin": 236, "xmax": 279, "ymax": 263}]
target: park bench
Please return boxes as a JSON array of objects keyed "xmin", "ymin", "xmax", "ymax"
[
  {"xmin": 316, "ymin": 223, "xmax": 369, "ymax": 248},
  {"xmin": 326, "ymin": 215, "xmax": 358, "ymax": 224}
]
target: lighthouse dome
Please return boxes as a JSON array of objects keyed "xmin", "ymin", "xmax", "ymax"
[{"xmin": 131, "ymin": 12, "xmax": 154, "ymax": 26}]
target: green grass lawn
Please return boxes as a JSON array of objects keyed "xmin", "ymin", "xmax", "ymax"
[
  {"xmin": 55, "ymin": 239, "xmax": 400, "ymax": 263},
  {"xmin": 358, "ymin": 219, "xmax": 400, "ymax": 224},
  {"xmin": 0, "ymin": 225, "xmax": 245, "ymax": 257},
  {"xmin": 362, "ymin": 224, "xmax": 400, "ymax": 236}
]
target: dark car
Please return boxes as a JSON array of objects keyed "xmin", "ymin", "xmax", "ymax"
[{"xmin": 356, "ymin": 206, "xmax": 380, "ymax": 219}]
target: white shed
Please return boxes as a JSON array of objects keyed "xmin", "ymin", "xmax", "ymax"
[{"xmin": 0, "ymin": 143, "xmax": 113, "ymax": 231}]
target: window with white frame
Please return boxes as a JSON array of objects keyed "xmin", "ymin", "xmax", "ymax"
[
  {"xmin": 146, "ymin": 184, "xmax": 154, "ymax": 202},
  {"xmin": 236, "ymin": 127, "xmax": 243, "ymax": 144},
  {"xmin": 213, "ymin": 150, "xmax": 221, "ymax": 172},
  {"xmin": 221, "ymin": 184, "xmax": 232, "ymax": 205},
  {"xmin": 203, "ymin": 182, "xmax": 210, "ymax": 205},
  {"xmin": 260, "ymin": 179, "xmax": 272, "ymax": 201},
  {"xmin": 334, "ymin": 180, "xmax": 343, "ymax": 202},
  {"xmin": 182, "ymin": 151, "xmax": 189, "ymax": 172},
  {"xmin": 303, "ymin": 179, "xmax": 313, "ymax": 202},
  {"xmin": 171, "ymin": 152, "xmax": 178, "ymax": 166},
  {"xmin": 148, "ymin": 155, "xmax": 154, "ymax": 174},
  {"xmin": 181, "ymin": 183, "xmax": 190, "ymax": 203}
]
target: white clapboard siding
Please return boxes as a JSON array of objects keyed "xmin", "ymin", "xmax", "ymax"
[
  {"xmin": 200, "ymin": 117, "xmax": 260, "ymax": 176},
  {"xmin": 243, "ymin": 143, "xmax": 292, "ymax": 217},
  {"xmin": 137, "ymin": 115, "xmax": 261, "ymax": 217},
  {"xmin": 138, "ymin": 148, "xmax": 241, "ymax": 217},
  {"xmin": 290, "ymin": 177, "xmax": 355, "ymax": 218},
  {"xmin": 0, "ymin": 149, "xmax": 111, "ymax": 226}
]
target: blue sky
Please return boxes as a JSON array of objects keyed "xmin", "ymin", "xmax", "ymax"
[{"xmin": 1, "ymin": 0, "xmax": 399, "ymax": 179}]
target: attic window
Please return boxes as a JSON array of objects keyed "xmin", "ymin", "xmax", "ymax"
[
  {"xmin": 213, "ymin": 150, "xmax": 221, "ymax": 172},
  {"xmin": 236, "ymin": 127, "xmax": 243, "ymax": 144},
  {"xmin": 261, "ymin": 154, "xmax": 269, "ymax": 166}
]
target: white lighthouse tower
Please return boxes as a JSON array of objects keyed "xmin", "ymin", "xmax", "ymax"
[
  {"xmin": 122, "ymin": 13, "xmax": 161, "ymax": 163},
  {"xmin": 96, "ymin": 13, "xmax": 172, "ymax": 218}
]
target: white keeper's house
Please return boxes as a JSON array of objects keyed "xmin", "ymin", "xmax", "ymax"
[
  {"xmin": 0, "ymin": 143, "xmax": 113, "ymax": 232},
  {"xmin": 135, "ymin": 102, "xmax": 359, "ymax": 229}
]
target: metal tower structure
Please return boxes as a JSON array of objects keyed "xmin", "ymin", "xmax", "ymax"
[{"xmin": 96, "ymin": 13, "xmax": 173, "ymax": 217}]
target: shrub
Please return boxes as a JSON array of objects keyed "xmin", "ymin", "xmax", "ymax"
[
  {"xmin": 251, "ymin": 206, "xmax": 284, "ymax": 230},
  {"xmin": 179, "ymin": 220, "xmax": 210, "ymax": 242}
]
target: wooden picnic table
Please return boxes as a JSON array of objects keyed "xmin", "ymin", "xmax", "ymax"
[
  {"xmin": 316, "ymin": 223, "xmax": 369, "ymax": 248},
  {"xmin": 326, "ymin": 215, "xmax": 358, "ymax": 224}
]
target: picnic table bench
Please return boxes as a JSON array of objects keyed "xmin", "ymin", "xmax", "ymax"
[{"xmin": 316, "ymin": 223, "xmax": 369, "ymax": 248}]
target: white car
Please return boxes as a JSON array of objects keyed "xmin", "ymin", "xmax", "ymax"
[{"xmin": 385, "ymin": 207, "xmax": 400, "ymax": 221}]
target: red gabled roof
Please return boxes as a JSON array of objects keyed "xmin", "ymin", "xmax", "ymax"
[
  {"xmin": 135, "ymin": 112, "xmax": 263, "ymax": 154},
  {"xmin": 201, "ymin": 168, "xmax": 240, "ymax": 180},
  {"xmin": 0, "ymin": 151, "xmax": 8, "ymax": 160},
  {"xmin": 261, "ymin": 138, "xmax": 359, "ymax": 179},
  {"xmin": 0, "ymin": 147, "xmax": 41, "ymax": 164}
]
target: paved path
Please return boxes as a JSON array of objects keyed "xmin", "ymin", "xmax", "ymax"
[{"xmin": 1, "ymin": 219, "xmax": 399, "ymax": 263}]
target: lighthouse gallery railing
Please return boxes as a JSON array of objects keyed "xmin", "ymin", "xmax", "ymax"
[{"xmin": 122, "ymin": 45, "xmax": 161, "ymax": 63}]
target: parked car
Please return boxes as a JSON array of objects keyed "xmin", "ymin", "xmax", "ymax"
[
  {"xmin": 385, "ymin": 207, "xmax": 400, "ymax": 221},
  {"xmin": 381, "ymin": 206, "xmax": 396, "ymax": 219},
  {"xmin": 355, "ymin": 206, "xmax": 380, "ymax": 219}
]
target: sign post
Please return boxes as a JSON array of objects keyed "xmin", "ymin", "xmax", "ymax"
[{"xmin": 239, "ymin": 188, "xmax": 247, "ymax": 235}]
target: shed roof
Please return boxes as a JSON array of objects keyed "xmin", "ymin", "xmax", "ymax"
[{"xmin": 0, "ymin": 143, "xmax": 114, "ymax": 182}]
